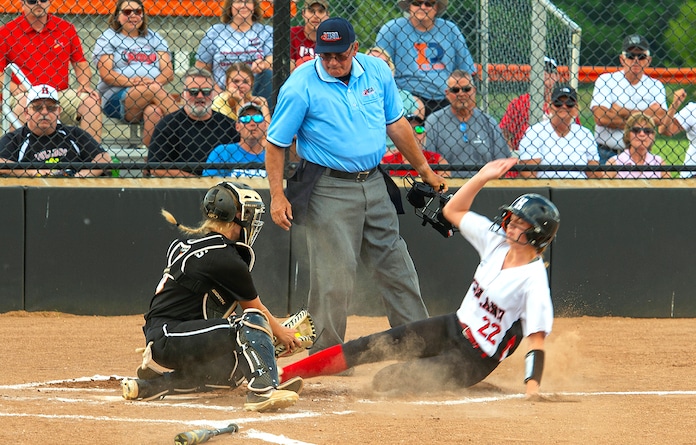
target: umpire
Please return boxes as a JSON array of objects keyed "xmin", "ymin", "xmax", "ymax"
[{"xmin": 266, "ymin": 17, "xmax": 447, "ymax": 353}]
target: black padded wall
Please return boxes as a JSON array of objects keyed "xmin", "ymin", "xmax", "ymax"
[
  {"xmin": 0, "ymin": 187, "xmax": 25, "ymax": 312},
  {"xmin": 23, "ymin": 188, "xmax": 289, "ymax": 315}
]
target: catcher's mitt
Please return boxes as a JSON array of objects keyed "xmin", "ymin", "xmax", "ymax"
[{"xmin": 274, "ymin": 309, "xmax": 316, "ymax": 357}]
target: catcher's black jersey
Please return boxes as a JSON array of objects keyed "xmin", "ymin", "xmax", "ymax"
[{"xmin": 145, "ymin": 233, "xmax": 258, "ymax": 324}]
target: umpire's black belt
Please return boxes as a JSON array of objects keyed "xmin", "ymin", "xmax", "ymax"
[{"xmin": 324, "ymin": 167, "xmax": 378, "ymax": 182}]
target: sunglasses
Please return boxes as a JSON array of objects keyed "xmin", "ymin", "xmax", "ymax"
[
  {"xmin": 238, "ymin": 114, "xmax": 264, "ymax": 124},
  {"xmin": 459, "ymin": 122, "xmax": 469, "ymax": 143},
  {"xmin": 413, "ymin": 125, "xmax": 425, "ymax": 134},
  {"xmin": 24, "ymin": 0, "xmax": 49, "ymax": 4},
  {"xmin": 552, "ymin": 98, "xmax": 577, "ymax": 108},
  {"xmin": 630, "ymin": 126, "xmax": 655, "ymax": 135},
  {"xmin": 29, "ymin": 103, "xmax": 59, "ymax": 113},
  {"xmin": 448, "ymin": 86, "xmax": 473, "ymax": 94},
  {"xmin": 120, "ymin": 8, "xmax": 143, "ymax": 16},
  {"xmin": 319, "ymin": 44, "xmax": 355, "ymax": 63},
  {"xmin": 185, "ymin": 88, "xmax": 213, "ymax": 97},
  {"xmin": 624, "ymin": 52, "xmax": 648, "ymax": 61},
  {"xmin": 411, "ymin": 0, "xmax": 436, "ymax": 7}
]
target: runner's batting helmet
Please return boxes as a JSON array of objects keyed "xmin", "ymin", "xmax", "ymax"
[{"xmin": 495, "ymin": 193, "xmax": 560, "ymax": 249}]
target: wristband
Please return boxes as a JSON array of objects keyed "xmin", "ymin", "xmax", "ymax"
[{"xmin": 524, "ymin": 349, "xmax": 545, "ymax": 384}]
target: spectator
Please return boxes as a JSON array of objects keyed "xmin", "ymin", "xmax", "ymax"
[
  {"xmin": 662, "ymin": 89, "xmax": 695, "ymax": 177},
  {"xmin": 120, "ymin": 182, "xmax": 303, "ymax": 411},
  {"xmin": 382, "ymin": 113, "xmax": 448, "ymax": 177},
  {"xmin": 376, "ymin": 0, "xmax": 475, "ymax": 116},
  {"xmin": 606, "ymin": 112, "xmax": 668, "ymax": 179},
  {"xmin": 590, "ymin": 34, "xmax": 667, "ymax": 165},
  {"xmin": 203, "ymin": 103, "xmax": 267, "ymax": 178},
  {"xmin": 93, "ymin": 0, "xmax": 181, "ymax": 148},
  {"xmin": 0, "ymin": 85, "xmax": 111, "ymax": 177},
  {"xmin": 211, "ymin": 62, "xmax": 269, "ymax": 121},
  {"xmin": 366, "ymin": 46, "xmax": 425, "ymax": 152},
  {"xmin": 0, "ymin": 0, "xmax": 103, "ymax": 142},
  {"xmin": 290, "ymin": 0, "xmax": 330, "ymax": 71},
  {"xmin": 499, "ymin": 57, "xmax": 561, "ymax": 152},
  {"xmin": 518, "ymin": 85, "xmax": 600, "ymax": 179},
  {"xmin": 279, "ymin": 158, "xmax": 560, "ymax": 399},
  {"xmin": 147, "ymin": 67, "xmax": 239, "ymax": 177},
  {"xmin": 266, "ymin": 18, "xmax": 447, "ymax": 353},
  {"xmin": 425, "ymin": 70, "xmax": 509, "ymax": 177},
  {"xmin": 196, "ymin": 0, "xmax": 273, "ymax": 99}
]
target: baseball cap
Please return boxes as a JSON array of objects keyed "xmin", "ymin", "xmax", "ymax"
[
  {"xmin": 304, "ymin": 0, "xmax": 328, "ymax": 9},
  {"xmin": 315, "ymin": 17, "xmax": 355, "ymax": 54},
  {"xmin": 238, "ymin": 102, "xmax": 264, "ymax": 116},
  {"xmin": 551, "ymin": 85, "xmax": 577, "ymax": 102},
  {"xmin": 544, "ymin": 56, "xmax": 558, "ymax": 73},
  {"xmin": 622, "ymin": 34, "xmax": 650, "ymax": 52},
  {"xmin": 26, "ymin": 84, "xmax": 59, "ymax": 105}
]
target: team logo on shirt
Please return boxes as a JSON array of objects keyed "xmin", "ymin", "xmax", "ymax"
[{"xmin": 363, "ymin": 87, "xmax": 374, "ymax": 96}]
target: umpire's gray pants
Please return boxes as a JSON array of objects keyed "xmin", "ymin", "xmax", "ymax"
[{"xmin": 305, "ymin": 171, "xmax": 429, "ymax": 352}]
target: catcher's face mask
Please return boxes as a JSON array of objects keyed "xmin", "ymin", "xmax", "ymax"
[{"xmin": 203, "ymin": 182, "xmax": 265, "ymax": 246}]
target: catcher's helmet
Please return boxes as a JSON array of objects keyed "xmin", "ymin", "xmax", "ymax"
[
  {"xmin": 495, "ymin": 193, "xmax": 560, "ymax": 249},
  {"xmin": 202, "ymin": 182, "xmax": 265, "ymax": 246}
]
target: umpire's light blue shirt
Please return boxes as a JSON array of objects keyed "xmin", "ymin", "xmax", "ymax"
[{"xmin": 267, "ymin": 52, "xmax": 404, "ymax": 172}]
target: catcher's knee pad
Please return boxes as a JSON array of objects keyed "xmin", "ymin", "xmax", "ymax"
[{"xmin": 233, "ymin": 308, "xmax": 279, "ymax": 393}]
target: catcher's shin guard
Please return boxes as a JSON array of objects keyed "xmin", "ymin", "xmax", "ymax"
[{"xmin": 233, "ymin": 308, "xmax": 280, "ymax": 393}]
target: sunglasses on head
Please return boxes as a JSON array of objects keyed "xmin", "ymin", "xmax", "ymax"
[
  {"xmin": 411, "ymin": 0, "xmax": 436, "ymax": 7},
  {"xmin": 624, "ymin": 52, "xmax": 648, "ymax": 61},
  {"xmin": 185, "ymin": 88, "xmax": 213, "ymax": 97},
  {"xmin": 24, "ymin": 0, "xmax": 49, "ymax": 5},
  {"xmin": 630, "ymin": 126, "xmax": 655, "ymax": 135},
  {"xmin": 29, "ymin": 103, "xmax": 59, "ymax": 113},
  {"xmin": 459, "ymin": 122, "xmax": 469, "ymax": 142},
  {"xmin": 448, "ymin": 86, "xmax": 473, "ymax": 94},
  {"xmin": 552, "ymin": 98, "xmax": 577, "ymax": 108},
  {"xmin": 120, "ymin": 8, "xmax": 143, "ymax": 16},
  {"xmin": 238, "ymin": 114, "xmax": 264, "ymax": 124}
]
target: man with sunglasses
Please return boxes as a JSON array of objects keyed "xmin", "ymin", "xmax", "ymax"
[
  {"xmin": 0, "ymin": 0, "xmax": 103, "ymax": 143},
  {"xmin": 375, "ymin": 0, "xmax": 475, "ymax": 116},
  {"xmin": 148, "ymin": 67, "xmax": 239, "ymax": 177},
  {"xmin": 267, "ymin": 17, "xmax": 447, "ymax": 354},
  {"xmin": 518, "ymin": 85, "xmax": 600, "ymax": 179},
  {"xmin": 425, "ymin": 70, "xmax": 509, "ymax": 177},
  {"xmin": 203, "ymin": 102, "xmax": 267, "ymax": 178},
  {"xmin": 590, "ymin": 34, "xmax": 667, "ymax": 165},
  {"xmin": 0, "ymin": 84, "xmax": 111, "ymax": 177}
]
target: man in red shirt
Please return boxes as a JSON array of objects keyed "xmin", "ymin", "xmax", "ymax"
[
  {"xmin": 0, "ymin": 0, "xmax": 103, "ymax": 142},
  {"xmin": 290, "ymin": 0, "xmax": 329, "ymax": 71}
]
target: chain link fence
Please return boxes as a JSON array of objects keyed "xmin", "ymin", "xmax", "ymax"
[{"xmin": 1, "ymin": 0, "xmax": 694, "ymax": 178}]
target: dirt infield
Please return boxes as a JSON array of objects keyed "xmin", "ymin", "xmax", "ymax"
[{"xmin": 1, "ymin": 312, "xmax": 694, "ymax": 444}]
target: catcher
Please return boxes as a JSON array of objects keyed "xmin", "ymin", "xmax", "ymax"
[{"xmin": 121, "ymin": 182, "xmax": 313, "ymax": 412}]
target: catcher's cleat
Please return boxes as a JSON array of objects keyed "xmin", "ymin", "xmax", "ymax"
[
  {"xmin": 121, "ymin": 378, "xmax": 169, "ymax": 402},
  {"xmin": 277, "ymin": 376, "xmax": 304, "ymax": 395},
  {"xmin": 243, "ymin": 389, "xmax": 299, "ymax": 412}
]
